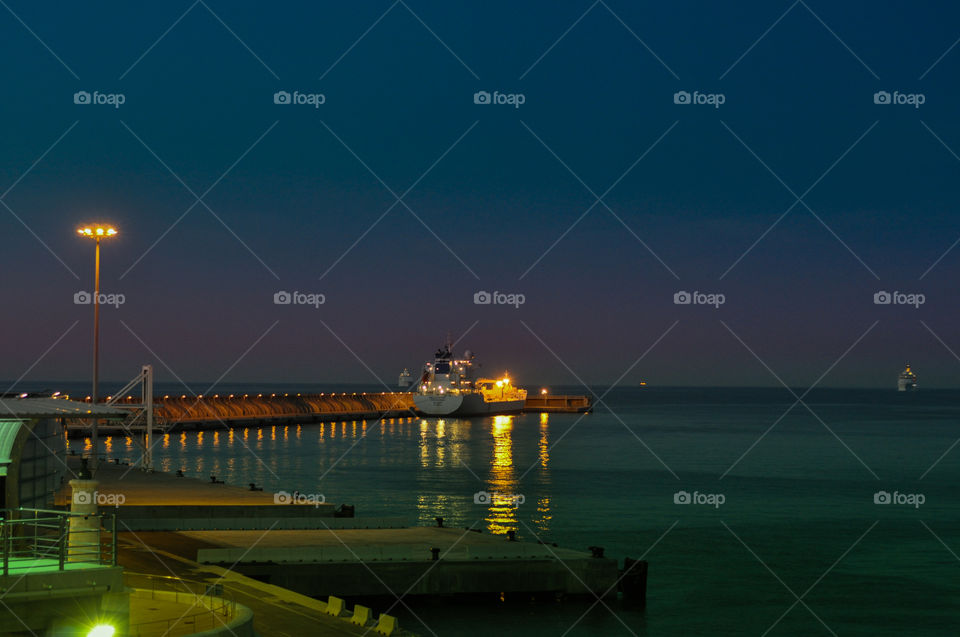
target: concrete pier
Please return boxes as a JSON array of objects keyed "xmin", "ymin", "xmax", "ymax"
[
  {"xmin": 56, "ymin": 459, "xmax": 345, "ymax": 531},
  {"xmin": 175, "ymin": 527, "xmax": 619, "ymax": 599},
  {"xmin": 67, "ymin": 391, "xmax": 593, "ymax": 435}
]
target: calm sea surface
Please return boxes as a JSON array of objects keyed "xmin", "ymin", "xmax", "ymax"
[{"xmin": 31, "ymin": 384, "xmax": 960, "ymax": 636}]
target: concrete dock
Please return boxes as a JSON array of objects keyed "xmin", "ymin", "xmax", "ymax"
[
  {"xmin": 55, "ymin": 459, "xmax": 349, "ymax": 531},
  {"xmin": 60, "ymin": 459, "xmax": 620, "ymax": 602},
  {"xmin": 67, "ymin": 391, "xmax": 592, "ymax": 435}
]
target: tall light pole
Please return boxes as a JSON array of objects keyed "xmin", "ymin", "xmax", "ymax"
[{"xmin": 77, "ymin": 225, "xmax": 117, "ymax": 473}]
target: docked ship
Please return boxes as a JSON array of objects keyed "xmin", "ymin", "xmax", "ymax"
[
  {"xmin": 897, "ymin": 365, "xmax": 918, "ymax": 391},
  {"xmin": 398, "ymin": 368, "xmax": 413, "ymax": 388},
  {"xmin": 412, "ymin": 342, "xmax": 527, "ymax": 416}
]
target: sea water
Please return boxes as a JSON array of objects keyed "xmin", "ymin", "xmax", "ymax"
[{"xmin": 55, "ymin": 385, "xmax": 960, "ymax": 635}]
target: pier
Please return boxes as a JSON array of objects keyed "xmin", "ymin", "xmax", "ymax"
[
  {"xmin": 59, "ymin": 458, "xmax": 622, "ymax": 604},
  {"xmin": 67, "ymin": 391, "xmax": 591, "ymax": 435}
]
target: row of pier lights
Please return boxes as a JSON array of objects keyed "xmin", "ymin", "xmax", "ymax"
[{"xmin": 80, "ymin": 391, "xmax": 396, "ymax": 401}]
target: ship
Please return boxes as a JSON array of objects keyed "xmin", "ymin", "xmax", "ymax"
[
  {"xmin": 412, "ymin": 342, "xmax": 527, "ymax": 416},
  {"xmin": 398, "ymin": 368, "xmax": 413, "ymax": 388},
  {"xmin": 897, "ymin": 365, "xmax": 918, "ymax": 391}
]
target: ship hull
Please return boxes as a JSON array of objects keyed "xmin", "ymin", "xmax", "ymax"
[
  {"xmin": 897, "ymin": 380, "xmax": 917, "ymax": 392},
  {"xmin": 413, "ymin": 393, "xmax": 525, "ymax": 416}
]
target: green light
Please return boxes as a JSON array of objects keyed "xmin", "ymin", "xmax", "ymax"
[{"xmin": 87, "ymin": 625, "xmax": 115, "ymax": 637}]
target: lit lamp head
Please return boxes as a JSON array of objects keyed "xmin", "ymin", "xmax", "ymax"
[{"xmin": 77, "ymin": 225, "xmax": 118, "ymax": 239}]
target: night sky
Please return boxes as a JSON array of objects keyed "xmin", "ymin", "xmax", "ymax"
[{"xmin": 2, "ymin": 1, "xmax": 960, "ymax": 388}]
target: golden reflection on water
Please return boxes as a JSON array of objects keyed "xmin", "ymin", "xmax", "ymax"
[
  {"xmin": 213, "ymin": 430, "xmax": 219, "ymax": 447},
  {"xmin": 162, "ymin": 433, "xmax": 169, "ymax": 449},
  {"xmin": 485, "ymin": 415, "xmax": 520, "ymax": 535},
  {"xmin": 419, "ymin": 420, "xmax": 429, "ymax": 468},
  {"xmin": 104, "ymin": 436, "xmax": 112, "ymax": 453},
  {"xmin": 532, "ymin": 413, "xmax": 552, "ymax": 534},
  {"xmin": 539, "ymin": 413, "xmax": 550, "ymax": 468}
]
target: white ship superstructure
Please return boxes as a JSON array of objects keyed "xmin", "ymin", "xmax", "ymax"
[{"xmin": 412, "ymin": 342, "xmax": 526, "ymax": 416}]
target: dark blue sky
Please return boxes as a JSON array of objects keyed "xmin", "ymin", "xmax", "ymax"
[{"xmin": 2, "ymin": 1, "xmax": 960, "ymax": 388}]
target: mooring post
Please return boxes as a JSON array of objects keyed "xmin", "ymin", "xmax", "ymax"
[{"xmin": 620, "ymin": 557, "xmax": 648, "ymax": 605}]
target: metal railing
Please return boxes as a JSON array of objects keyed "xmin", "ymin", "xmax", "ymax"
[
  {"xmin": 125, "ymin": 572, "xmax": 238, "ymax": 636},
  {"xmin": 0, "ymin": 508, "xmax": 117, "ymax": 576}
]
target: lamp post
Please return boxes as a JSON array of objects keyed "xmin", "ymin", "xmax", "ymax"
[{"xmin": 77, "ymin": 225, "xmax": 117, "ymax": 472}]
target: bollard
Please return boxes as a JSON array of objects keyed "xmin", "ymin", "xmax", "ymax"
[
  {"xmin": 430, "ymin": 547, "xmax": 441, "ymax": 561},
  {"xmin": 620, "ymin": 558, "xmax": 648, "ymax": 605},
  {"xmin": 435, "ymin": 516, "xmax": 444, "ymax": 528}
]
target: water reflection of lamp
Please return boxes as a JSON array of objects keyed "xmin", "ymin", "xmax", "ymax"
[{"xmin": 487, "ymin": 415, "xmax": 518, "ymax": 535}]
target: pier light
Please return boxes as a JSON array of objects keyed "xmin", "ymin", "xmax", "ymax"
[
  {"xmin": 495, "ymin": 380, "xmax": 503, "ymax": 388},
  {"xmin": 541, "ymin": 388, "xmax": 548, "ymax": 395},
  {"xmin": 87, "ymin": 624, "xmax": 115, "ymax": 637},
  {"xmin": 78, "ymin": 223, "xmax": 118, "ymax": 473}
]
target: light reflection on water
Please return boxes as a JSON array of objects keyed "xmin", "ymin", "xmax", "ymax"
[{"xmin": 103, "ymin": 413, "xmax": 553, "ymax": 537}]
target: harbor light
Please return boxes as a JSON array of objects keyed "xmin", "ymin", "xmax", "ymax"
[
  {"xmin": 541, "ymin": 388, "xmax": 548, "ymax": 395},
  {"xmin": 87, "ymin": 624, "xmax": 115, "ymax": 637},
  {"xmin": 78, "ymin": 223, "xmax": 117, "ymax": 472}
]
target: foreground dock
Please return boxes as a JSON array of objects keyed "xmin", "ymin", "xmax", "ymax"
[
  {"xmin": 183, "ymin": 526, "xmax": 617, "ymax": 599},
  {"xmin": 61, "ymin": 458, "xmax": 621, "ymax": 603}
]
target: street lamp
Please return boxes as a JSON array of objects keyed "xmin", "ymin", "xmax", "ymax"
[{"xmin": 77, "ymin": 224, "xmax": 118, "ymax": 472}]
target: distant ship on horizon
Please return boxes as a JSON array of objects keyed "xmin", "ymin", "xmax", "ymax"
[{"xmin": 898, "ymin": 365, "xmax": 918, "ymax": 392}]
